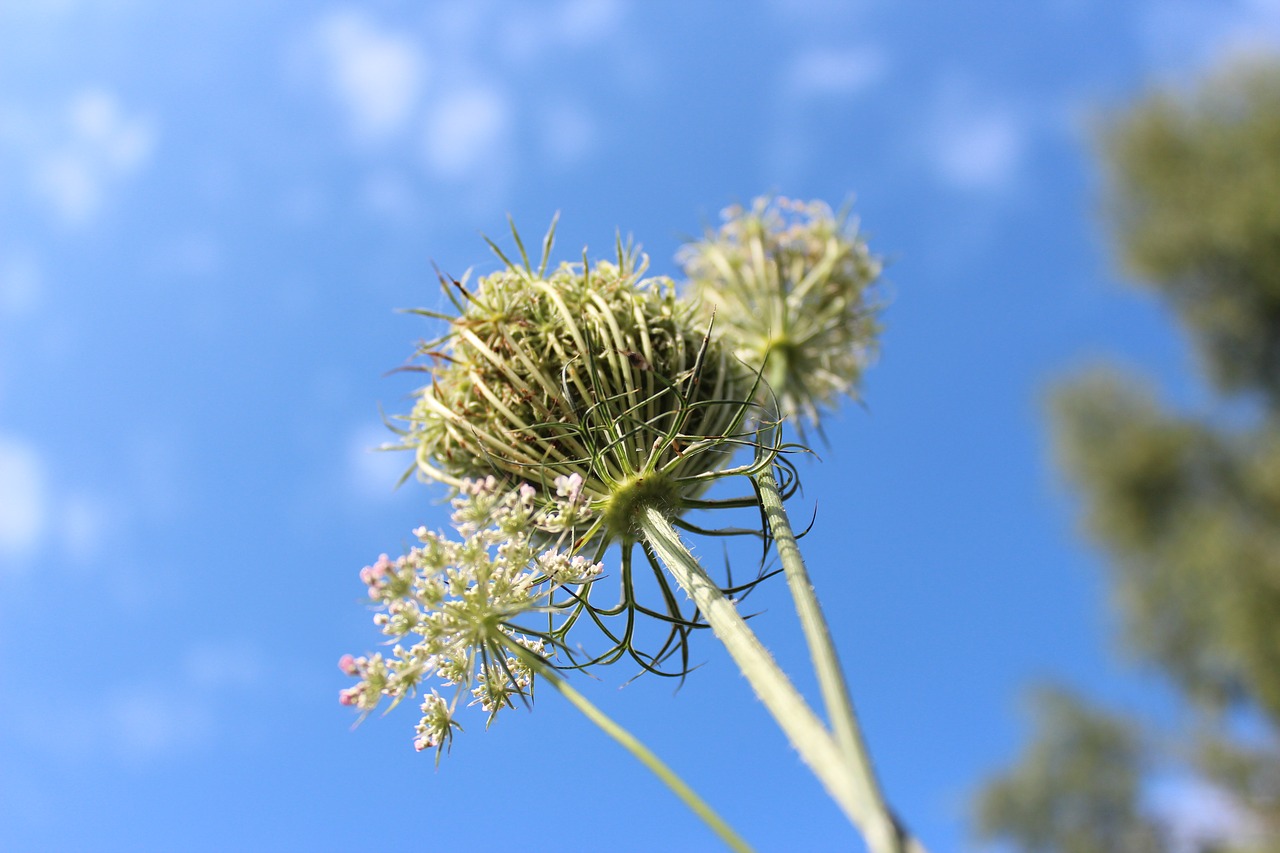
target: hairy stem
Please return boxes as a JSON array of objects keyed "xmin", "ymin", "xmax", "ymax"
[
  {"xmin": 755, "ymin": 465, "xmax": 922, "ymax": 853},
  {"xmin": 636, "ymin": 506, "xmax": 876, "ymax": 835}
]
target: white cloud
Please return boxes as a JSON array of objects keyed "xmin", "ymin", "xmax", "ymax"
[
  {"xmin": 151, "ymin": 232, "xmax": 220, "ymax": 278},
  {"xmin": 556, "ymin": 0, "xmax": 626, "ymax": 46},
  {"xmin": 933, "ymin": 110, "xmax": 1024, "ymax": 190},
  {"xmin": 310, "ymin": 10, "xmax": 428, "ymax": 141},
  {"xmin": 111, "ymin": 431, "xmax": 188, "ymax": 523},
  {"xmin": 0, "ymin": 0, "xmax": 144, "ymax": 21},
  {"xmin": 360, "ymin": 170, "xmax": 418, "ymax": 220},
  {"xmin": 498, "ymin": 0, "xmax": 627, "ymax": 62},
  {"xmin": 103, "ymin": 686, "xmax": 212, "ymax": 762},
  {"xmin": 183, "ymin": 641, "xmax": 266, "ymax": 691},
  {"xmin": 10, "ymin": 685, "xmax": 209, "ymax": 763},
  {"xmin": 421, "ymin": 86, "xmax": 512, "ymax": 180},
  {"xmin": 60, "ymin": 492, "xmax": 110, "ymax": 564},
  {"xmin": 347, "ymin": 424, "xmax": 411, "ymax": 501},
  {"xmin": 37, "ymin": 89, "xmax": 153, "ymax": 222},
  {"xmin": 1140, "ymin": 0, "xmax": 1280, "ymax": 74},
  {"xmin": 925, "ymin": 81, "xmax": 1028, "ymax": 192},
  {"xmin": 9, "ymin": 640, "xmax": 262, "ymax": 764},
  {"xmin": 539, "ymin": 100, "xmax": 599, "ymax": 167},
  {"xmin": 296, "ymin": 2, "xmax": 631, "ymax": 207},
  {"xmin": 0, "ymin": 253, "xmax": 41, "ymax": 319},
  {"xmin": 766, "ymin": 0, "xmax": 879, "ymax": 23},
  {"xmin": 0, "ymin": 435, "xmax": 46, "ymax": 564},
  {"xmin": 29, "ymin": 89, "xmax": 155, "ymax": 224},
  {"xmin": 1149, "ymin": 775, "xmax": 1261, "ymax": 851},
  {"xmin": 788, "ymin": 46, "xmax": 887, "ymax": 97}
]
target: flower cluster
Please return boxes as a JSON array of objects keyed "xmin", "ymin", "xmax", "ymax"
[
  {"xmin": 339, "ymin": 475, "xmax": 602, "ymax": 758},
  {"xmin": 401, "ymin": 234, "xmax": 756, "ymax": 548},
  {"xmin": 349, "ymin": 204, "xmax": 871, "ymax": 754},
  {"xmin": 680, "ymin": 196, "xmax": 882, "ymax": 430}
]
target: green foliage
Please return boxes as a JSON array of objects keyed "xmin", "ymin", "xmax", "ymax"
[
  {"xmin": 1101, "ymin": 60, "xmax": 1280, "ymax": 398},
  {"xmin": 975, "ymin": 688, "xmax": 1165, "ymax": 853},
  {"xmin": 1198, "ymin": 735, "xmax": 1280, "ymax": 849},
  {"xmin": 1053, "ymin": 372, "xmax": 1280, "ymax": 721},
  {"xmin": 974, "ymin": 56, "xmax": 1280, "ymax": 852}
]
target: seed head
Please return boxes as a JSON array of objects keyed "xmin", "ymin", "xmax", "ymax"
[
  {"xmin": 403, "ymin": 226, "xmax": 755, "ymax": 543},
  {"xmin": 680, "ymin": 196, "xmax": 882, "ymax": 430}
]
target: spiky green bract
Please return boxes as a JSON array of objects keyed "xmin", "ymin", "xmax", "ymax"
[
  {"xmin": 404, "ymin": 238, "xmax": 754, "ymax": 546},
  {"xmin": 397, "ymin": 227, "xmax": 777, "ymax": 679},
  {"xmin": 680, "ymin": 196, "xmax": 882, "ymax": 430}
]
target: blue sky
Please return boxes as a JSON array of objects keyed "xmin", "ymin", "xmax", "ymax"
[{"xmin": 2, "ymin": 2, "xmax": 1279, "ymax": 851}]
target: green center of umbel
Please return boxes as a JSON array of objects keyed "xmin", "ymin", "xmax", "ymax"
[{"xmin": 602, "ymin": 471, "xmax": 681, "ymax": 537}]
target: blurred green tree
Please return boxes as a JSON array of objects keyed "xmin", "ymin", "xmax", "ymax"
[
  {"xmin": 974, "ymin": 58, "xmax": 1280, "ymax": 852},
  {"xmin": 975, "ymin": 687, "xmax": 1166, "ymax": 852}
]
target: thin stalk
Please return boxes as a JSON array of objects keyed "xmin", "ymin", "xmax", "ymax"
[
  {"xmin": 755, "ymin": 465, "xmax": 920, "ymax": 853},
  {"xmin": 511, "ymin": 644, "xmax": 754, "ymax": 853},
  {"xmin": 636, "ymin": 506, "xmax": 877, "ymax": 837}
]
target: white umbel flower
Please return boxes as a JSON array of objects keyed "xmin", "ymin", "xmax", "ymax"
[{"xmin": 680, "ymin": 197, "xmax": 882, "ymax": 430}]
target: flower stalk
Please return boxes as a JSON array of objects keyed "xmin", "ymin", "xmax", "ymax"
[
  {"xmin": 636, "ymin": 505, "xmax": 875, "ymax": 832},
  {"xmin": 508, "ymin": 641, "xmax": 755, "ymax": 853},
  {"xmin": 754, "ymin": 464, "xmax": 920, "ymax": 853},
  {"xmin": 349, "ymin": 206, "xmax": 927, "ymax": 851},
  {"xmin": 339, "ymin": 477, "xmax": 754, "ymax": 847}
]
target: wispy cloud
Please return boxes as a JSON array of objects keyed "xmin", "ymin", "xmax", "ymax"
[
  {"xmin": 421, "ymin": 86, "xmax": 512, "ymax": 181},
  {"xmin": 924, "ymin": 81, "xmax": 1028, "ymax": 193},
  {"xmin": 100, "ymin": 686, "xmax": 214, "ymax": 762},
  {"xmin": 25, "ymin": 89, "xmax": 155, "ymax": 225},
  {"xmin": 151, "ymin": 232, "xmax": 221, "ymax": 278},
  {"xmin": 787, "ymin": 46, "xmax": 887, "ymax": 98},
  {"xmin": 555, "ymin": 0, "xmax": 627, "ymax": 46},
  {"xmin": 0, "ymin": 438, "xmax": 131, "ymax": 574},
  {"xmin": 60, "ymin": 492, "xmax": 111, "ymax": 565},
  {"xmin": 1149, "ymin": 774, "xmax": 1262, "ymax": 851},
  {"xmin": 766, "ymin": 0, "xmax": 881, "ymax": 24},
  {"xmin": 308, "ymin": 10, "xmax": 429, "ymax": 142},
  {"xmin": 347, "ymin": 423, "xmax": 410, "ymax": 503},
  {"xmin": 538, "ymin": 100, "xmax": 600, "ymax": 169},
  {"xmin": 0, "ymin": 435, "xmax": 46, "ymax": 567},
  {"xmin": 359, "ymin": 170, "xmax": 418, "ymax": 220},
  {"xmin": 0, "ymin": 253, "xmax": 41, "ymax": 320},
  {"xmin": 296, "ymin": 1, "xmax": 628, "ymax": 207},
  {"xmin": 496, "ymin": 0, "xmax": 627, "ymax": 63},
  {"xmin": 183, "ymin": 640, "xmax": 267, "ymax": 691},
  {"xmin": 7, "ymin": 639, "xmax": 266, "ymax": 764},
  {"xmin": 765, "ymin": 39, "xmax": 890, "ymax": 183},
  {"xmin": 1140, "ymin": 0, "xmax": 1280, "ymax": 73}
]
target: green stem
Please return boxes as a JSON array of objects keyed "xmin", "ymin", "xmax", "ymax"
[
  {"xmin": 510, "ymin": 644, "xmax": 754, "ymax": 853},
  {"xmin": 755, "ymin": 465, "xmax": 921, "ymax": 853},
  {"xmin": 636, "ymin": 506, "xmax": 872, "ymax": 833}
]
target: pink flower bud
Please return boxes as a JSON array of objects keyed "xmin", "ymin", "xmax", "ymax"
[{"xmin": 338, "ymin": 654, "xmax": 359, "ymax": 676}]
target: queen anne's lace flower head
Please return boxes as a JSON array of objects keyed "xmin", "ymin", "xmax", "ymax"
[
  {"xmin": 339, "ymin": 477, "xmax": 602, "ymax": 759},
  {"xmin": 400, "ymin": 227, "xmax": 760, "ymax": 547},
  {"xmin": 680, "ymin": 197, "xmax": 882, "ymax": 431}
]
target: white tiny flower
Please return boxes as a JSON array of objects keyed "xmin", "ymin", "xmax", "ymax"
[{"xmin": 341, "ymin": 478, "xmax": 597, "ymax": 754}]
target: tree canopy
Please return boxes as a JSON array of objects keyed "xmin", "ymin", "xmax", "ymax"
[{"xmin": 974, "ymin": 57, "xmax": 1280, "ymax": 853}]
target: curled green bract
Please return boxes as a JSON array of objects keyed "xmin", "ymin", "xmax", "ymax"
[{"xmin": 404, "ymin": 226, "xmax": 757, "ymax": 547}]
